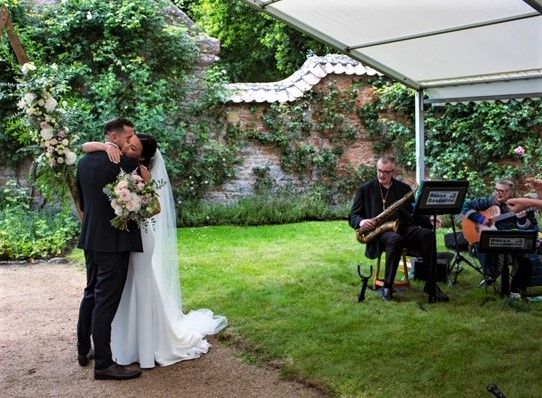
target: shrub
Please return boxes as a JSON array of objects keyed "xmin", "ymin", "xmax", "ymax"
[
  {"xmin": 179, "ymin": 189, "xmax": 350, "ymax": 227},
  {"xmin": 0, "ymin": 181, "xmax": 79, "ymax": 260}
]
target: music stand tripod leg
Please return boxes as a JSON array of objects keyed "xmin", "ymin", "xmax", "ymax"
[
  {"xmin": 447, "ymin": 215, "xmax": 484, "ymax": 285},
  {"xmin": 427, "ymin": 213, "xmax": 438, "ymax": 303}
]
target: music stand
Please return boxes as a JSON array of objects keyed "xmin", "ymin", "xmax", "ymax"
[
  {"xmin": 446, "ymin": 218, "xmax": 484, "ymax": 285},
  {"xmin": 478, "ymin": 230, "xmax": 538, "ymax": 297},
  {"xmin": 413, "ymin": 180, "xmax": 469, "ymax": 303}
]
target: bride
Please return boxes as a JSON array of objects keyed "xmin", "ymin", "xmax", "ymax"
[{"xmin": 82, "ymin": 134, "xmax": 227, "ymax": 368}]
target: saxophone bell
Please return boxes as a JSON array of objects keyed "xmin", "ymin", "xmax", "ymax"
[{"xmin": 355, "ymin": 190, "xmax": 415, "ymax": 244}]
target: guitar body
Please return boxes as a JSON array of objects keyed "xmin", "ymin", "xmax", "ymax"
[{"xmin": 461, "ymin": 205, "xmax": 501, "ymax": 245}]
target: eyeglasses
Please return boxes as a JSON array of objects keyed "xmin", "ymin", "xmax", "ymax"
[
  {"xmin": 377, "ymin": 169, "xmax": 394, "ymax": 175},
  {"xmin": 494, "ymin": 188, "xmax": 509, "ymax": 194}
]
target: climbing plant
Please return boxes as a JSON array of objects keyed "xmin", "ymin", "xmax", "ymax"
[
  {"xmin": 1, "ymin": 0, "xmax": 238, "ymax": 203},
  {"xmin": 359, "ymin": 79, "xmax": 542, "ymax": 197},
  {"xmin": 240, "ymin": 81, "xmax": 376, "ymax": 202}
]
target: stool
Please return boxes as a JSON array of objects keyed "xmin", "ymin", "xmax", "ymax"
[{"xmin": 373, "ymin": 249, "xmax": 413, "ymax": 289}]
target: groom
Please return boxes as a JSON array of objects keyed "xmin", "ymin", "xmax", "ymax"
[{"xmin": 76, "ymin": 117, "xmax": 143, "ymax": 380}]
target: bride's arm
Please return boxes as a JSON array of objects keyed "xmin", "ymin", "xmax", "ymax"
[{"xmin": 81, "ymin": 141, "xmax": 121, "ymax": 163}]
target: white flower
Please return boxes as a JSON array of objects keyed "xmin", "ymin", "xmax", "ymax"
[
  {"xmin": 44, "ymin": 97, "xmax": 58, "ymax": 112},
  {"xmin": 65, "ymin": 151, "xmax": 77, "ymax": 165},
  {"xmin": 86, "ymin": 12, "xmax": 93, "ymax": 20},
  {"xmin": 17, "ymin": 99, "xmax": 26, "ymax": 109},
  {"xmin": 57, "ymin": 157, "xmax": 65, "ymax": 164},
  {"xmin": 21, "ymin": 63, "xmax": 36, "ymax": 75},
  {"xmin": 61, "ymin": 139, "xmax": 69, "ymax": 146},
  {"xmin": 37, "ymin": 99, "xmax": 45, "ymax": 107},
  {"xmin": 112, "ymin": 200, "xmax": 123, "ymax": 216},
  {"xmin": 51, "ymin": 64, "xmax": 58, "ymax": 71},
  {"xmin": 125, "ymin": 196, "xmax": 142, "ymax": 212},
  {"xmin": 24, "ymin": 92, "xmax": 36, "ymax": 104},
  {"xmin": 50, "ymin": 138, "xmax": 58, "ymax": 145},
  {"xmin": 40, "ymin": 127, "xmax": 54, "ymax": 140}
]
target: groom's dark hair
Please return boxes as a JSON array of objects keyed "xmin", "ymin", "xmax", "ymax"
[{"xmin": 103, "ymin": 117, "xmax": 134, "ymax": 136}]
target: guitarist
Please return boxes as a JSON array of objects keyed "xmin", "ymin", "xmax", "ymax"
[{"xmin": 461, "ymin": 179, "xmax": 537, "ymax": 287}]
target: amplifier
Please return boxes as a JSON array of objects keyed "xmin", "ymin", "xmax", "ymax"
[{"xmin": 412, "ymin": 253, "xmax": 451, "ymax": 283}]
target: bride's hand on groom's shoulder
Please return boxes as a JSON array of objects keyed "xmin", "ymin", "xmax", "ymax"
[{"xmin": 105, "ymin": 142, "xmax": 121, "ymax": 164}]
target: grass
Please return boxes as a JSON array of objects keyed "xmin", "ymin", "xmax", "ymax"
[{"xmin": 70, "ymin": 221, "xmax": 542, "ymax": 397}]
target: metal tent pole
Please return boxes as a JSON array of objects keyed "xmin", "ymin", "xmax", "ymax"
[{"xmin": 415, "ymin": 89, "xmax": 425, "ymax": 184}]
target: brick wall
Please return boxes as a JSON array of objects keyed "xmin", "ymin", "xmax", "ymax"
[{"xmin": 205, "ymin": 74, "xmax": 378, "ymax": 203}]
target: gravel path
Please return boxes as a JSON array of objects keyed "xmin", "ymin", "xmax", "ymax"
[{"xmin": 0, "ymin": 262, "xmax": 326, "ymax": 398}]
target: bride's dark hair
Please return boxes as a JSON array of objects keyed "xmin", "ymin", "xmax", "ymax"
[{"xmin": 137, "ymin": 134, "xmax": 158, "ymax": 167}]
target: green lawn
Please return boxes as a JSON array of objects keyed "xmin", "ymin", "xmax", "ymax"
[{"xmin": 70, "ymin": 221, "xmax": 542, "ymax": 397}]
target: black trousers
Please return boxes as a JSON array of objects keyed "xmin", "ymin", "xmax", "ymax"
[
  {"xmin": 378, "ymin": 224, "xmax": 435, "ymax": 288},
  {"xmin": 77, "ymin": 251, "xmax": 130, "ymax": 370}
]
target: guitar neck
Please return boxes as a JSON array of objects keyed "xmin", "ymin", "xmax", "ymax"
[{"xmin": 494, "ymin": 207, "xmax": 535, "ymax": 223}]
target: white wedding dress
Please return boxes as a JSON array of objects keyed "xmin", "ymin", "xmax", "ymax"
[{"xmin": 111, "ymin": 150, "xmax": 227, "ymax": 368}]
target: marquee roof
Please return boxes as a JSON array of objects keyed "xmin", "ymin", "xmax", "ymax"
[{"xmin": 245, "ymin": 0, "xmax": 542, "ymax": 103}]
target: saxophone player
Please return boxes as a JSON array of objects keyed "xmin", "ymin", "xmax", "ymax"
[{"xmin": 349, "ymin": 156, "xmax": 448, "ymax": 302}]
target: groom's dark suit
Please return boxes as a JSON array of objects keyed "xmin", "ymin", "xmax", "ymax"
[{"xmin": 76, "ymin": 151, "xmax": 143, "ymax": 370}]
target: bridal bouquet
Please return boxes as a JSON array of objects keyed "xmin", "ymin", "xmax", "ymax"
[{"xmin": 103, "ymin": 170, "xmax": 163, "ymax": 231}]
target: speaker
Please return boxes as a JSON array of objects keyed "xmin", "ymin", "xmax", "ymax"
[
  {"xmin": 444, "ymin": 232, "xmax": 469, "ymax": 252},
  {"xmin": 412, "ymin": 253, "xmax": 451, "ymax": 283}
]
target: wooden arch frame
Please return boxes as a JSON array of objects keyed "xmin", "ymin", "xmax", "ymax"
[{"xmin": 0, "ymin": 6, "xmax": 29, "ymax": 66}]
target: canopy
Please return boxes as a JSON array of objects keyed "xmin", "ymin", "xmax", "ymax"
[
  {"xmin": 245, "ymin": 0, "xmax": 542, "ymax": 181},
  {"xmin": 245, "ymin": 0, "xmax": 542, "ymax": 103}
]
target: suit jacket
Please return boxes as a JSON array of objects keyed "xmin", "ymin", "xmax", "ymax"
[
  {"xmin": 76, "ymin": 151, "xmax": 143, "ymax": 252},
  {"xmin": 349, "ymin": 178, "xmax": 431, "ymax": 259}
]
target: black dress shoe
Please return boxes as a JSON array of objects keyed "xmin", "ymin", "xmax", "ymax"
[
  {"xmin": 424, "ymin": 283, "xmax": 449, "ymax": 302},
  {"xmin": 433, "ymin": 285, "xmax": 449, "ymax": 302},
  {"xmin": 377, "ymin": 287, "xmax": 393, "ymax": 302},
  {"xmin": 94, "ymin": 363, "xmax": 142, "ymax": 380},
  {"xmin": 480, "ymin": 277, "xmax": 496, "ymax": 287},
  {"xmin": 77, "ymin": 348, "xmax": 95, "ymax": 367}
]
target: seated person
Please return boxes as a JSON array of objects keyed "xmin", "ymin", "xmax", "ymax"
[
  {"xmin": 461, "ymin": 178, "xmax": 538, "ymax": 290},
  {"xmin": 349, "ymin": 156, "xmax": 448, "ymax": 302}
]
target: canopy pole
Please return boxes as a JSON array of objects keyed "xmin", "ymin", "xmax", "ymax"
[{"xmin": 415, "ymin": 90, "xmax": 425, "ymax": 184}]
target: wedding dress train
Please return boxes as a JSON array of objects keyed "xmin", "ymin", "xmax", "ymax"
[{"xmin": 111, "ymin": 151, "xmax": 227, "ymax": 368}]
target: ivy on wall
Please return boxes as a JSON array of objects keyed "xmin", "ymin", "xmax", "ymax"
[
  {"xmin": 238, "ymin": 81, "xmax": 377, "ymax": 202},
  {"xmin": 358, "ymin": 79, "xmax": 542, "ymax": 197}
]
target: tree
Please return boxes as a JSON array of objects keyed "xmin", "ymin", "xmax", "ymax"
[{"xmin": 187, "ymin": 0, "xmax": 331, "ymax": 82}]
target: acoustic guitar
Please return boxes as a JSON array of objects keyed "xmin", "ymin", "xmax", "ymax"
[{"xmin": 461, "ymin": 205, "xmax": 523, "ymax": 245}]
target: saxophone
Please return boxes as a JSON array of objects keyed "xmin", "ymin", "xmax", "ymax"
[{"xmin": 356, "ymin": 190, "xmax": 415, "ymax": 244}]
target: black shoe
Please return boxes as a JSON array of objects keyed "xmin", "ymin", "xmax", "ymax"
[
  {"xmin": 480, "ymin": 277, "xmax": 495, "ymax": 287},
  {"xmin": 77, "ymin": 348, "xmax": 95, "ymax": 367},
  {"xmin": 377, "ymin": 287, "xmax": 393, "ymax": 302},
  {"xmin": 94, "ymin": 363, "xmax": 142, "ymax": 380},
  {"xmin": 433, "ymin": 285, "xmax": 449, "ymax": 302},
  {"xmin": 424, "ymin": 283, "xmax": 449, "ymax": 302}
]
